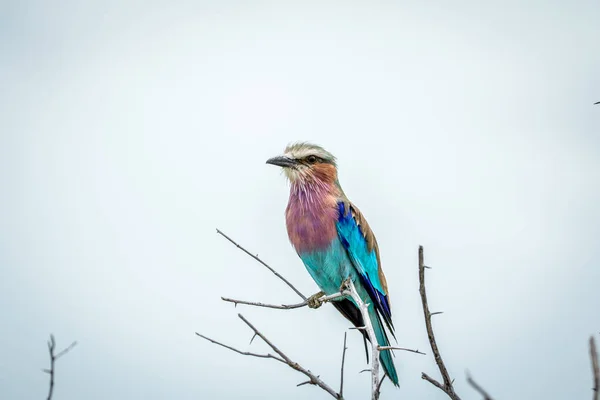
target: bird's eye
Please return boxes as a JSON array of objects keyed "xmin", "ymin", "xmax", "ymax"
[{"xmin": 306, "ymin": 155, "xmax": 318, "ymax": 164}]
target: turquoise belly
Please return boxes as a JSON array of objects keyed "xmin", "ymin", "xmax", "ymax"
[{"xmin": 298, "ymin": 238, "xmax": 355, "ymax": 295}]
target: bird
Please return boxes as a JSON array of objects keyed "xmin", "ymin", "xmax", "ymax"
[{"xmin": 266, "ymin": 142, "xmax": 399, "ymax": 386}]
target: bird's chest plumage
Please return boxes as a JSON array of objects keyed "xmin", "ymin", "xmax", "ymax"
[
  {"xmin": 285, "ymin": 188, "xmax": 339, "ymax": 254},
  {"xmin": 284, "ymin": 181, "xmax": 355, "ymax": 295},
  {"xmin": 286, "ymin": 194, "xmax": 352, "ymax": 294}
]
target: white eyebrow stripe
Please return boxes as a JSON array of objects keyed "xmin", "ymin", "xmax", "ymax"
[{"xmin": 284, "ymin": 148, "xmax": 330, "ymax": 160}]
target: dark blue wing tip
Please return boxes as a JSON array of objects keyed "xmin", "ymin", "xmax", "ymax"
[
  {"xmin": 337, "ymin": 201, "xmax": 348, "ymax": 219},
  {"xmin": 358, "ymin": 274, "xmax": 394, "ymax": 330}
]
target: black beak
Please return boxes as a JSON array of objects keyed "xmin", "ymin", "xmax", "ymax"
[{"xmin": 266, "ymin": 156, "xmax": 298, "ymax": 168}]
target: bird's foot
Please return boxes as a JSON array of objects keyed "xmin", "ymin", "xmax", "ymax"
[
  {"xmin": 307, "ymin": 291, "xmax": 326, "ymax": 309},
  {"xmin": 340, "ymin": 278, "xmax": 352, "ymax": 292}
]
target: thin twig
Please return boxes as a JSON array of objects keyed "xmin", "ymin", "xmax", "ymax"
[
  {"xmin": 378, "ymin": 346, "xmax": 426, "ymax": 355},
  {"xmin": 44, "ymin": 334, "xmax": 77, "ymax": 400},
  {"xmin": 221, "ymin": 297, "xmax": 307, "ymax": 309},
  {"xmin": 238, "ymin": 314, "xmax": 341, "ymax": 398},
  {"xmin": 195, "ymin": 333, "xmax": 285, "ymax": 363},
  {"xmin": 249, "ymin": 333, "xmax": 258, "ymax": 345},
  {"xmin": 221, "ymin": 283, "xmax": 379, "ymax": 399},
  {"xmin": 422, "ymin": 373, "xmax": 446, "ymax": 392},
  {"xmin": 591, "ymin": 336, "xmax": 599, "ymax": 400},
  {"xmin": 216, "ymin": 229, "xmax": 307, "ymax": 300},
  {"xmin": 340, "ymin": 332, "xmax": 348, "ymax": 398},
  {"xmin": 466, "ymin": 372, "xmax": 494, "ymax": 400},
  {"xmin": 418, "ymin": 246, "xmax": 462, "ymax": 400},
  {"xmin": 375, "ymin": 374, "xmax": 387, "ymax": 399},
  {"xmin": 221, "ymin": 292, "xmax": 346, "ymax": 310},
  {"xmin": 214, "ymin": 232, "xmax": 425, "ymax": 398},
  {"xmin": 197, "ymin": 314, "xmax": 342, "ymax": 399}
]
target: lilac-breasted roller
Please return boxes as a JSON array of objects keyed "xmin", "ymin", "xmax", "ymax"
[{"xmin": 266, "ymin": 142, "xmax": 398, "ymax": 386}]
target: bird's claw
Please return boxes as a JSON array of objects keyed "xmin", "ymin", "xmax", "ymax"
[
  {"xmin": 307, "ymin": 291, "xmax": 325, "ymax": 309},
  {"xmin": 340, "ymin": 278, "xmax": 352, "ymax": 291}
]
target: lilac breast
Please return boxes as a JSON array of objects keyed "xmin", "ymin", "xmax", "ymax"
[{"xmin": 285, "ymin": 189, "xmax": 339, "ymax": 254}]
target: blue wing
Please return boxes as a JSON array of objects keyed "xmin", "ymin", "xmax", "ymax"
[{"xmin": 335, "ymin": 201, "xmax": 395, "ymax": 337}]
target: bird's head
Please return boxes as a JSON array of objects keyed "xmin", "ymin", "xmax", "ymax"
[{"xmin": 266, "ymin": 142, "xmax": 338, "ymax": 184}]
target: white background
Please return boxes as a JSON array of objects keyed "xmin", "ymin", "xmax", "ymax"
[{"xmin": 1, "ymin": 1, "xmax": 599, "ymax": 399}]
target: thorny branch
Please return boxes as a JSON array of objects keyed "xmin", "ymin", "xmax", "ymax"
[
  {"xmin": 221, "ymin": 291, "xmax": 347, "ymax": 310},
  {"xmin": 378, "ymin": 346, "xmax": 425, "ymax": 355},
  {"xmin": 213, "ymin": 230, "xmax": 599, "ymax": 399},
  {"xmin": 216, "ymin": 229, "xmax": 306, "ymax": 300},
  {"xmin": 199, "ymin": 284, "xmax": 382, "ymax": 399},
  {"xmin": 419, "ymin": 246, "xmax": 462, "ymax": 400},
  {"xmin": 195, "ymin": 332, "xmax": 285, "ymax": 363},
  {"xmin": 591, "ymin": 336, "xmax": 599, "ymax": 400},
  {"xmin": 196, "ymin": 314, "xmax": 342, "ymax": 399},
  {"xmin": 43, "ymin": 334, "xmax": 77, "ymax": 400},
  {"xmin": 212, "ymin": 229, "xmax": 424, "ymax": 399},
  {"xmin": 221, "ymin": 297, "xmax": 307, "ymax": 309},
  {"xmin": 339, "ymin": 332, "xmax": 348, "ymax": 398}
]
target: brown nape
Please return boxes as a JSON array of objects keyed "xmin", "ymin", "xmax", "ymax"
[{"xmin": 312, "ymin": 163, "xmax": 337, "ymax": 183}]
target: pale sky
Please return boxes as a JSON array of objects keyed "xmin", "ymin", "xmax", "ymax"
[{"xmin": 1, "ymin": 1, "xmax": 599, "ymax": 399}]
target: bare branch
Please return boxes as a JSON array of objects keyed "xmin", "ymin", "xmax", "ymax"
[
  {"xmin": 342, "ymin": 279, "xmax": 382, "ymax": 400},
  {"xmin": 195, "ymin": 333, "xmax": 285, "ymax": 363},
  {"xmin": 237, "ymin": 314, "xmax": 341, "ymax": 398},
  {"xmin": 418, "ymin": 246, "xmax": 462, "ymax": 400},
  {"xmin": 466, "ymin": 372, "xmax": 495, "ymax": 400},
  {"xmin": 375, "ymin": 374, "xmax": 387, "ymax": 399},
  {"xmin": 318, "ymin": 292, "xmax": 349, "ymax": 303},
  {"xmin": 55, "ymin": 341, "xmax": 78, "ymax": 360},
  {"xmin": 197, "ymin": 314, "xmax": 342, "ymax": 399},
  {"xmin": 213, "ymin": 232, "xmax": 422, "ymax": 398},
  {"xmin": 422, "ymin": 372, "xmax": 446, "ymax": 392},
  {"xmin": 591, "ymin": 336, "xmax": 599, "ymax": 400},
  {"xmin": 221, "ymin": 297, "xmax": 307, "ymax": 310},
  {"xmin": 339, "ymin": 332, "xmax": 348, "ymax": 398},
  {"xmin": 216, "ymin": 229, "xmax": 307, "ymax": 300},
  {"xmin": 378, "ymin": 346, "xmax": 426, "ymax": 355},
  {"xmin": 222, "ymin": 277, "xmax": 420, "ymax": 399},
  {"xmin": 221, "ymin": 292, "xmax": 346, "ymax": 310},
  {"xmin": 45, "ymin": 334, "xmax": 77, "ymax": 400}
]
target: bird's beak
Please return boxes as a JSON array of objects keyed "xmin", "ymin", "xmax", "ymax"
[{"xmin": 266, "ymin": 155, "xmax": 298, "ymax": 168}]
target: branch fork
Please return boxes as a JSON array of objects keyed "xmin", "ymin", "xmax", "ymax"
[
  {"xmin": 44, "ymin": 334, "xmax": 77, "ymax": 400},
  {"xmin": 201, "ymin": 230, "xmax": 425, "ymax": 399}
]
